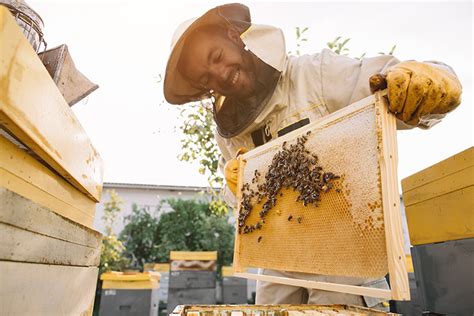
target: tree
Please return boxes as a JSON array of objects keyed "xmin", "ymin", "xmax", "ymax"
[
  {"xmin": 99, "ymin": 190, "xmax": 129, "ymax": 273},
  {"xmin": 118, "ymin": 199, "xmax": 234, "ymax": 269},
  {"xmin": 177, "ymin": 99, "xmax": 229, "ymax": 216},
  {"xmin": 155, "ymin": 199, "xmax": 234, "ymax": 267},
  {"xmin": 119, "ymin": 204, "xmax": 161, "ymax": 269}
]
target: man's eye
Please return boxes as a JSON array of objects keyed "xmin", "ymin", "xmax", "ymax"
[{"xmin": 213, "ymin": 50, "xmax": 222, "ymax": 63}]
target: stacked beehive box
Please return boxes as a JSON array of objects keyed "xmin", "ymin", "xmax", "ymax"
[
  {"xmin": 99, "ymin": 271, "xmax": 160, "ymax": 316},
  {"xmin": 0, "ymin": 7, "xmax": 103, "ymax": 315},
  {"xmin": 154, "ymin": 263, "xmax": 171, "ymax": 309},
  {"xmin": 145, "ymin": 262, "xmax": 171, "ymax": 313},
  {"xmin": 221, "ymin": 266, "xmax": 247, "ymax": 304},
  {"xmin": 402, "ymin": 147, "xmax": 474, "ymax": 315},
  {"xmin": 168, "ymin": 251, "xmax": 217, "ymax": 313}
]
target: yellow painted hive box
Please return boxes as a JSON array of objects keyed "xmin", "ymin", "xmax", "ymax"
[
  {"xmin": 402, "ymin": 147, "xmax": 474, "ymax": 245},
  {"xmin": 101, "ymin": 272, "xmax": 161, "ymax": 290},
  {"xmin": 170, "ymin": 251, "xmax": 218, "ymax": 271}
]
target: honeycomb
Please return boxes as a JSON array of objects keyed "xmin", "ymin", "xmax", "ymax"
[{"xmin": 235, "ymin": 103, "xmax": 388, "ymax": 278}]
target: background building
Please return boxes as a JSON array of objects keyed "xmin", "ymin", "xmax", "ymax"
[{"xmin": 93, "ymin": 182, "xmax": 214, "ymax": 235}]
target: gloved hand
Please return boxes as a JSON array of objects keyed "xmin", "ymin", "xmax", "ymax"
[
  {"xmin": 224, "ymin": 147, "xmax": 248, "ymax": 195},
  {"xmin": 370, "ymin": 61, "xmax": 462, "ymax": 126}
]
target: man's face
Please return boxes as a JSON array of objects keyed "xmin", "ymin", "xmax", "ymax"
[{"xmin": 178, "ymin": 27, "xmax": 257, "ymax": 99}]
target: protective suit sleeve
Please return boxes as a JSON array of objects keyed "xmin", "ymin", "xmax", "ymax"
[{"xmin": 319, "ymin": 49, "xmax": 461, "ymax": 129}]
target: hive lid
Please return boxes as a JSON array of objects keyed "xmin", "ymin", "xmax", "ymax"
[{"xmin": 170, "ymin": 251, "xmax": 217, "ymax": 261}]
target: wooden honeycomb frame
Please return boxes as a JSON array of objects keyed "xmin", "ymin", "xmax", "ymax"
[{"xmin": 233, "ymin": 91, "xmax": 409, "ymax": 300}]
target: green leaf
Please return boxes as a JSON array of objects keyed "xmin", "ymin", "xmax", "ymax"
[{"xmin": 389, "ymin": 45, "xmax": 397, "ymax": 55}]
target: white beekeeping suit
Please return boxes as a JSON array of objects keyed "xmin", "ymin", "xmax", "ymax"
[{"xmin": 214, "ymin": 24, "xmax": 398, "ymax": 308}]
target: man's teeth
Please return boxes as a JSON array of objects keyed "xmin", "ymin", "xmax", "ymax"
[{"xmin": 231, "ymin": 70, "xmax": 240, "ymax": 85}]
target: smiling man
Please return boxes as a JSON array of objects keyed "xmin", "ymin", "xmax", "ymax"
[{"xmin": 163, "ymin": 2, "xmax": 462, "ymax": 309}]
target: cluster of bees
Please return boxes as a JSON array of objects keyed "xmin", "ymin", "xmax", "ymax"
[{"xmin": 238, "ymin": 131, "xmax": 339, "ymax": 237}]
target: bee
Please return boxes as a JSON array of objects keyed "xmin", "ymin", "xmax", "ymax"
[
  {"xmin": 238, "ymin": 133, "xmax": 339, "ymax": 236},
  {"xmin": 258, "ymin": 236, "xmax": 262, "ymax": 243}
]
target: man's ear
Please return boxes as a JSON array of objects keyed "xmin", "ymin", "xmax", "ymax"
[{"xmin": 227, "ymin": 27, "xmax": 244, "ymax": 47}]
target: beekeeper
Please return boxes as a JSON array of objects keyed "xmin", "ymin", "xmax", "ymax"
[{"xmin": 163, "ymin": 3, "xmax": 462, "ymax": 308}]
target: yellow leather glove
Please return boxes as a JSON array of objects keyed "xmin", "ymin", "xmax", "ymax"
[
  {"xmin": 370, "ymin": 61, "xmax": 462, "ymax": 126},
  {"xmin": 224, "ymin": 148, "xmax": 248, "ymax": 195}
]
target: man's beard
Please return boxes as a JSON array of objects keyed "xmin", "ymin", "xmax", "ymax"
[{"xmin": 235, "ymin": 49, "xmax": 258, "ymax": 98}]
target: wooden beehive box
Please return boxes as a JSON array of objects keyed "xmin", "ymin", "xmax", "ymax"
[
  {"xmin": 100, "ymin": 271, "xmax": 161, "ymax": 290},
  {"xmin": 401, "ymin": 147, "xmax": 474, "ymax": 245},
  {"xmin": 233, "ymin": 92, "xmax": 409, "ymax": 300},
  {"xmin": 168, "ymin": 251, "xmax": 218, "ymax": 312},
  {"xmin": 0, "ymin": 7, "xmax": 103, "ymax": 315},
  {"xmin": 170, "ymin": 304, "xmax": 397, "ymax": 315},
  {"xmin": 170, "ymin": 251, "xmax": 218, "ymax": 271}
]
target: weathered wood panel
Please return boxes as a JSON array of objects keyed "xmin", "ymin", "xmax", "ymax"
[
  {"xmin": 0, "ymin": 260, "xmax": 98, "ymax": 315},
  {"xmin": 0, "ymin": 188, "xmax": 101, "ymax": 266},
  {"xmin": 0, "ymin": 187, "xmax": 100, "ymax": 247},
  {"xmin": 0, "ymin": 223, "xmax": 100, "ymax": 266}
]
